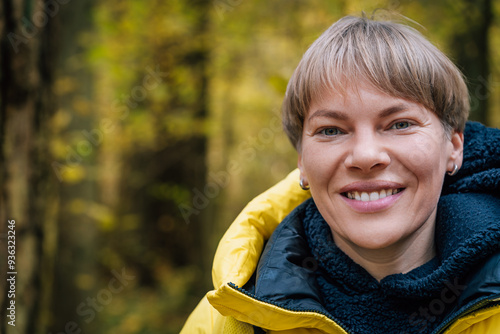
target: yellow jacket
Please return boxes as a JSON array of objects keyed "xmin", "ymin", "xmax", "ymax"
[{"xmin": 181, "ymin": 169, "xmax": 500, "ymax": 334}]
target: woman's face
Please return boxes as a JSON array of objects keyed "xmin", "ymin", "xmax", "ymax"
[{"xmin": 298, "ymin": 83, "xmax": 463, "ymax": 252}]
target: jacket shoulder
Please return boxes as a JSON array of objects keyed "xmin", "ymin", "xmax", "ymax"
[
  {"xmin": 212, "ymin": 169, "xmax": 310, "ymax": 289},
  {"xmin": 444, "ymin": 304, "xmax": 500, "ymax": 333},
  {"xmin": 180, "ymin": 295, "xmax": 255, "ymax": 334}
]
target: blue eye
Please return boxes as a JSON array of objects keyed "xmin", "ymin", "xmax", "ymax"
[
  {"xmin": 320, "ymin": 128, "xmax": 342, "ymax": 136},
  {"xmin": 391, "ymin": 121, "xmax": 410, "ymax": 130}
]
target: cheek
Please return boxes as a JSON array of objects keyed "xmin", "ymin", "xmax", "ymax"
[
  {"xmin": 398, "ymin": 135, "xmax": 448, "ymax": 183},
  {"xmin": 301, "ymin": 145, "xmax": 342, "ymax": 181}
]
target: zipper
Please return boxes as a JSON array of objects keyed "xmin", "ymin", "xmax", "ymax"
[
  {"xmin": 432, "ymin": 295, "xmax": 500, "ymax": 334},
  {"xmin": 227, "ymin": 282, "xmax": 351, "ymax": 333}
]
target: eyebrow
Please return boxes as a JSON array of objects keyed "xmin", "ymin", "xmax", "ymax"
[{"xmin": 307, "ymin": 103, "xmax": 410, "ymax": 122}]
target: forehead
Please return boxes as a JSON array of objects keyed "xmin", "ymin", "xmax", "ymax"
[
  {"xmin": 309, "ymin": 81, "xmax": 401, "ymax": 111},
  {"xmin": 306, "ymin": 82, "xmax": 432, "ymax": 121}
]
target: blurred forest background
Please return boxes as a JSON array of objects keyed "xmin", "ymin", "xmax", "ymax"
[{"xmin": 0, "ymin": 0, "xmax": 499, "ymax": 333}]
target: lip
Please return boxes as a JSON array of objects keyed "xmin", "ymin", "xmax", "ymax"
[
  {"xmin": 339, "ymin": 180, "xmax": 405, "ymax": 193},
  {"xmin": 339, "ymin": 181, "xmax": 405, "ymax": 213},
  {"xmin": 340, "ymin": 189, "xmax": 404, "ymax": 213}
]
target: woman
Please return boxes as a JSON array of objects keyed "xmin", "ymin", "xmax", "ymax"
[{"xmin": 182, "ymin": 15, "xmax": 500, "ymax": 333}]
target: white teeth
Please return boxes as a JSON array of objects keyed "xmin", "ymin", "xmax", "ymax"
[
  {"xmin": 346, "ymin": 188, "xmax": 401, "ymax": 201},
  {"xmin": 369, "ymin": 192, "xmax": 379, "ymax": 201}
]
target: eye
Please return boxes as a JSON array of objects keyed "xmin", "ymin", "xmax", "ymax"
[
  {"xmin": 390, "ymin": 121, "xmax": 411, "ymax": 130},
  {"xmin": 320, "ymin": 128, "xmax": 343, "ymax": 136}
]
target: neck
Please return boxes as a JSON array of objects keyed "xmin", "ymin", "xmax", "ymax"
[{"xmin": 333, "ymin": 218, "xmax": 436, "ymax": 282}]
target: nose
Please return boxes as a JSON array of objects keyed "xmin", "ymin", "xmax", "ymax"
[{"xmin": 344, "ymin": 130, "xmax": 391, "ymax": 173}]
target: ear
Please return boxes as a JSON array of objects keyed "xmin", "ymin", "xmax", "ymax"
[
  {"xmin": 297, "ymin": 153, "xmax": 308, "ymax": 185},
  {"xmin": 447, "ymin": 131, "xmax": 464, "ymax": 172}
]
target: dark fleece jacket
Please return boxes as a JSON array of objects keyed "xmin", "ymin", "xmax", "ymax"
[{"xmin": 250, "ymin": 121, "xmax": 500, "ymax": 334}]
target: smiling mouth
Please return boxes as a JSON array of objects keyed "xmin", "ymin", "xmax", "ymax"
[{"xmin": 342, "ymin": 188, "xmax": 404, "ymax": 201}]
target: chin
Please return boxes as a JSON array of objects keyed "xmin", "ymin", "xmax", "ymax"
[
  {"xmin": 340, "ymin": 225, "xmax": 409, "ymax": 251},
  {"xmin": 351, "ymin": 236, "xmax": 401, "ymax": 250}
]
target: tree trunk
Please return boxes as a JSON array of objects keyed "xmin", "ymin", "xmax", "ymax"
[
  {"xmin": 0, "ymin": 0, "xmax": 59, "ymax": 333},
  {"xmin": 47, "ymin": 0, "xmax": 96, "ymax": 333},
  {"xmin": 451, "ymin": 0, "xmax": 492, "ymax": 124}
]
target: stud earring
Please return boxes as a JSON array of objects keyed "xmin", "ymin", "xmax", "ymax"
[
  {"xmin": 299, "ymin": 179, "xmax": 310, "ymax": 190},
  {"xmin": 447, "ymin": 163, "xmax": 459, "ymax": 176}
]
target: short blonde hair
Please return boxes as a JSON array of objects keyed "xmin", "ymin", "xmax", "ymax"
[{"xmin": 282, "ymin": 15, "xmax": 469, "ymax": 150}]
